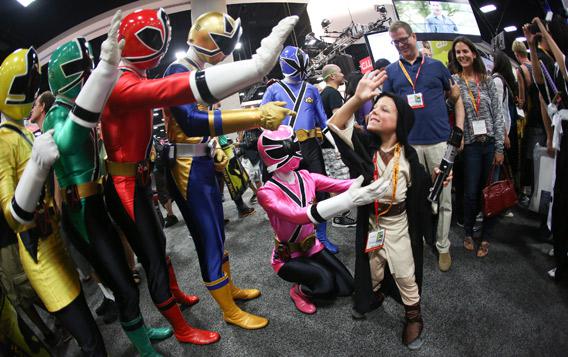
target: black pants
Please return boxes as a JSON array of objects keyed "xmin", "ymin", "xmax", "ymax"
[
  {"xmin": 552, "ymin": 125, "xmax": 568, "ymax": 281},
  {"xmin": 277, "ymin": 250, "xmax": 354, "ymax": 297},
  {"xmin": 54, "ymin": 291, "xmax": 106, "ymax": 357},
  {"xmin": 61, "ymin": 194, "xmax": 140, "ymax": 323},
  {"xmin": 105, "ymin": 176, "xmax": 171, "ymax": 305}
]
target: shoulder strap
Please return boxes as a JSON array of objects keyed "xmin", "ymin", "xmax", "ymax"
[
  {"xmin": 268, "ymin": 177, "xmax": 302, "ymax": 207},
  {"xmin": 0, "ymin": 123, "xmax": 33, "ymax": 147},
  {"xmin": 277, "ymin": 81, "xmax": 307, "ymax": 130}
]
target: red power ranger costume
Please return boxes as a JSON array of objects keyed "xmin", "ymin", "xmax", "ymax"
[{"xmin": 101, "ymin": 9, "xmax": 217, "ymax": 345}]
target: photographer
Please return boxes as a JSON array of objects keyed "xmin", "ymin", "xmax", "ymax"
[{"xmin": 523, "ymin": 15, "xmax": 568, "ymax": 283}]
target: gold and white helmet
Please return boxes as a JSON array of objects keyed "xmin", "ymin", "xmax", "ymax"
[{"xmin": 188, "ymin": 12, "xmax": 242, "ymax": 65}]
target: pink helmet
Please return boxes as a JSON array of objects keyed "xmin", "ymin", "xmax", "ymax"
[{"xmin": 258, "ymin": 125, "xmax": 302, "ymax": 173}]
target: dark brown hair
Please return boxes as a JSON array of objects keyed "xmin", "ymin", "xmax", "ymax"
[
  {"xmin": 37, "ymin": 91, "xmax": 55, "ymax": 113},
  {"xmin": 451, "ymin": 36, "xmax": 487, "ymax": 80}
]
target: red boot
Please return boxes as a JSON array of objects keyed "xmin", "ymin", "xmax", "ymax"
[
  {"xmin": 167, "ymin": 257, "xmax": 199, "ymax": 307},
  {"xmin": 157, "ymin": 297, "xmax": 220, "ymax": 345}
]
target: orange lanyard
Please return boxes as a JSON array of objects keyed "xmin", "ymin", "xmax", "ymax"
[
  {"xmin": 462, "ymin": 75, "xmax": 481, "ymax": 116},
  {"xmin": 372, "ymin": 144, "xmax": 400, "ymax": 226},
  {"xmin": 398, "ymin": 56, "xmax": 425, "ymax": 93}
]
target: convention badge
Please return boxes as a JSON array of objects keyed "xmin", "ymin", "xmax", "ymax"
[
  {"xmin": 406, "ymin": 92, "xmax": 425, "ymax": 109},
  {"xmin": 472, "ymin": 119, "xmax": 488, "ymax": 136},
  {"xmin": 365, "ymin": 227, "xmax": 385, "ymax": 253}
]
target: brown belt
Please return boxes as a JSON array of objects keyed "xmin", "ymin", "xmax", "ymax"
[
  {"xmin": 274, "ymin": 234, "xmax": 316, "ymax": 256},
  {"xmin": 61, "ymin": 181, "xmax": 102, "ymax": 204},
  {"xmin": 295, "ymin": 128, "xmax": 323, "ymax": 142},
  {"xmin": 376, "ymin": 201, "xmax": 406, "ymax": 217}
]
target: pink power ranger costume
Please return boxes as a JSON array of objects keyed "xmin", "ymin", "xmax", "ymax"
[{"xmin": 256, "ymin": 126, "xmax": 388, "ymax": 313}]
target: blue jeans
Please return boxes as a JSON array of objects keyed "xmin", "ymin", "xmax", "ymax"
[{"xmin": 463, "ymin": 141, "xmax": 499, "ymax": 240}]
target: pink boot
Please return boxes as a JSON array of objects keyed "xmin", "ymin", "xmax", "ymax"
[{"xmin": 289, "ymin": 284, "xmax": 316, "ymax": 314}]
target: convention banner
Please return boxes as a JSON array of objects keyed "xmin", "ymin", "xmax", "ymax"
[
  {"xmin": 222, "ymin": 144, "xmax": 250, "ymax": 200},
  {"xmin": 359, "ymin": 56, "xmax": 373, "ymax": 74}
]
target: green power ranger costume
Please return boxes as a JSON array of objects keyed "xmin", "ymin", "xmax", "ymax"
[{"xmin": 41, "ymin": 16, "xmax": 171, "ymax": 357}]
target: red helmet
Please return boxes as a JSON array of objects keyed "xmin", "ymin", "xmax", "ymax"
[{"xmin": 119, "ymin": 8, "xmax": 171, "ymax": 70}]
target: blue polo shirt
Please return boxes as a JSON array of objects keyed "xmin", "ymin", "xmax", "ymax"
[{"xmin": 382, "ymin": 55, "xmax": 451, "ymax": 145}]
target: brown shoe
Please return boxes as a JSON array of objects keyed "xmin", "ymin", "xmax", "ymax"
[
  {"xmin": 464, "ymin": 237, "xmax": 475, "ymax": 251},
  {"xmin": 438, "ymin": 252, "xmax": 452, "ymax": 272},
  {"xmin": 476, "ymin": 241, "xmax": 489, "ymax": 257},
  {"xmin": 403, "ymin": 303, "xmax": 424, "ymax": 350}
]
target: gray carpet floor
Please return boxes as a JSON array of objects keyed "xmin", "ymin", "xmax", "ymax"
[{"xmin": 54, "ymin": 189, "xmax": 568, "ymax": 356}]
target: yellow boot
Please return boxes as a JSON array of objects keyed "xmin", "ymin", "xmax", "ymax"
[
  {"xmin": 222, "ymin": 255, "xmax": 261, "ymax": 301},
  {"xmin": 209, "ymin": 284, "xmax": 268, "ymax": 330}
]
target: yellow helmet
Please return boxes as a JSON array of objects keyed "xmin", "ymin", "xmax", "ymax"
[
  {"xmin": 0, "ymin": 47, "xmax": 40, "ymax": 120},
  {"xmin": 188, "ymin": 12, "xmax": 242, "ymax": 65}
]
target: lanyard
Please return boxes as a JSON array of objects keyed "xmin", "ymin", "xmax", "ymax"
[
  {"xmin": 462, "ymin": 75, "xmax": 481, "ymax": 116},
  {"xmin": 398, "ymin": 56, "xmax": 425, "ymax": 93},
  {"xmin": 372, "ymin": 144, "xmax": 400, "ymax": 226}
]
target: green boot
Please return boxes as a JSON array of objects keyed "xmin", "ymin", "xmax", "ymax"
[
  {"xmin": 146, "ymin": 326, "xmax": 173, "ymax": 342},
  {"xmin": 122, "ymin": 316, "xmax": 162, "ymax": 357}
]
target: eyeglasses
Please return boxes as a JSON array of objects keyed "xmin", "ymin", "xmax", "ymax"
[{"xmin": 391, "ymin": 36, "xmax": 411, "ymax": 47}]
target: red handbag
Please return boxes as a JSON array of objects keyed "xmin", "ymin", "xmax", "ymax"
[{"xmin": 482, "ymin": 163, "xmax": 518, "ymax": 217}]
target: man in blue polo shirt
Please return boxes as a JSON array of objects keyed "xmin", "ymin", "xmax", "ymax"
[{"xmin": 383, "ymin": 21, "xmax": 464, "ymax": 272}]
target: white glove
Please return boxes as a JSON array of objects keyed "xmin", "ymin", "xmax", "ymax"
[
  {"xmin": 99, "ymin": 10, "xmax": 125, "ymax": 66},
  {"xmin": 31, "ymin": 129, "xmax": 59, "ymax": 169},
  {"xmin": 70, "ymin": 10, "xmax": 123, "ymax": 129},
  {"xmin": 307, "ymin": 176, "xmax": 390, "ymax": 224},
  {"xmin": 10, "ymin": 130, "xmax": 60, "ymax": 224},
  {"xmin": 189, "ymin": 15, "xmax": 299, "ymax": 105}
]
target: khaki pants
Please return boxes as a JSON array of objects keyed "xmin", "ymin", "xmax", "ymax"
[
  {"xmin": 413, "ymin": 142, "xmax": 452, "ymax": 254},
  {"xmin": 369, "ymin": 248, "xmax": 420, "ymax": 305},
  {"xmin": 0, "ymin": 244, "xmax": 38, "ymax": 310}
]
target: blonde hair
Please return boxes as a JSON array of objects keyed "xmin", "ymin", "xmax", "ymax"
[{"xmin": 512, "ymin": 41, "xmax": 528, "ymax": 57}]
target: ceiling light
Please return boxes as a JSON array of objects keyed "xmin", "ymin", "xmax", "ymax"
[
  {"xmin": 480, "ymin": 4, "xmax": 496, "ymax": 13},
  {"xmin": 17, "ymin": 0, "xmax": 35, "ymax": 7},
  {"xmin": 235, "ymin": 42, "xmax": 242, "ymax": 50},
  {"xmin": 515, "ymin": 36, "xmax": 527, "ymax": 42},
  {"xmin": 175, "ymin": 51, "xmax": 185, "ymax": 60},
  {"xmin": 504, "ymin": 26, "xmax": 517, "ymax": 32}
]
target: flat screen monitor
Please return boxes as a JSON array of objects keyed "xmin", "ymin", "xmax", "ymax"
[
  {"xmin": 393, "ymin": 0, "xmax": 481, "ymax": 41},
  {"xmin": 364, "ymin": 30, "xmax": 401, "ymax": 67}
]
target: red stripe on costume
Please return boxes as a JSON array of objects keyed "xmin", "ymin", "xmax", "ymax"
[{"xmin": 112, "ymin": 175, "xmax": 137, "ymax": 221}]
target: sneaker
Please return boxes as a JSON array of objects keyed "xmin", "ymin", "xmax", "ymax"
[
  {"xmin": 547, "ymin": 268, "xmax": 556, "ymax": 279},
  {"xmin": 164, "ymin": 215, "xmax": 179, "ymax": 228},
  {"xmin": 249, "ymin": 193, "xmax": 257, "ymax": 204},
  {"xmin": 519, "ymin": 195, "xmax": 530, "ymax": 208},
  {"xmin": 332, "ymin": 214, "xmax": 356, "ymax": 228}
]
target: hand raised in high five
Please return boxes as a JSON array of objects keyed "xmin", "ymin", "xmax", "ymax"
[
  {"xmin": 100, "ymin": 10, "xmax": 125, "ymax": 66},
  {"xmin": 355, "ymin": 70, "xmax": 388, "ymax": 102}
]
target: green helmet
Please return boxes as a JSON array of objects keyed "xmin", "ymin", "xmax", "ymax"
[{"xmin": 48, "ymin": 37, "xmax": 94, "ymax": 99}]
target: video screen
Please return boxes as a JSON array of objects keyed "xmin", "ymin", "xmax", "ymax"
[
  {"xmin": 393, "ymin": 0, "xmax": 481, "ymax": 40},
  {"xmin": 364, "ymin": 30, "xmax": 401, "ymax": 66}
]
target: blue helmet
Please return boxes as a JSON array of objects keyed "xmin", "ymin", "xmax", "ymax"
[{"xmin": 279, "ymin": 46, "xmax": 308, "ymax": 82}]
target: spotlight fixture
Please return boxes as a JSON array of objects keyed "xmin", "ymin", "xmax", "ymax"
[
  {"xmin": 175, "ymin": 51, "xmax": 185, "ymax": 60},
  {"xmin": 17, "ymin": 0, "xmax": 35, "ymax": 7},
  {"xmin": 515, "ymin": 36, "xmax": 527, "ymax": 42},
  {"xmin": 480, "ymin": 4, "xmax": 497, "ymax": 13},
  {"xmin": 504, "ymin": 26, "xmax": 517, "ymax": 32},
  {"xmin": 235, "ymin": 42, "xmax": 242, "ymax": 50}
]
